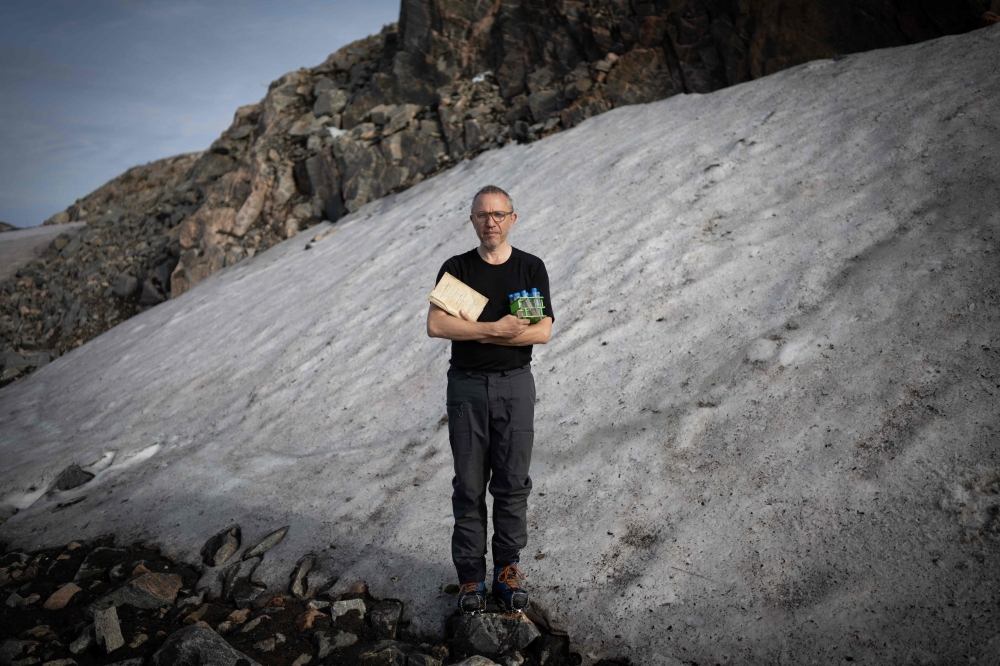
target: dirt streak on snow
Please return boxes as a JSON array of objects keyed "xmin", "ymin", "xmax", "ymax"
[{"xmin": 2, "ymin": 26, "xmax": 999, "ymax": 665}]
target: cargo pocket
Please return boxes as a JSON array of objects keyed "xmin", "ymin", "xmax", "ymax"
[{"xmin": 446, "ymin": 400, "xmax": 469, "ymax": 453}]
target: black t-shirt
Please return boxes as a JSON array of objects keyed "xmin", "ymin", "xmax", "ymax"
[{"xmin": 435, "ymin": 247, "xmax": 555, "ymax": 371}]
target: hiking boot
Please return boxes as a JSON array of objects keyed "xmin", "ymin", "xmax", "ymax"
[
  {"xmin": 492, "ymin": 563, "xmax": 529, "ymax": 612},
  {"xmin": 457, "ymin": 581, "xmax": 486, "ymax": 614}
]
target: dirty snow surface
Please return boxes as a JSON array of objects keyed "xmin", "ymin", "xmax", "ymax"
[{"xmin": 3, "ymin": 27, "xmax": 999, "ymax": 665}]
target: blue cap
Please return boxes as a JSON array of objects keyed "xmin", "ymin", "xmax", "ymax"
[
  {"xmin": 531, "ymin": 288, "xmax": 539, "ymax": 296},
  {"xmin": 521, "ymin": 290, "xmax": 529, "ymax": 298}
]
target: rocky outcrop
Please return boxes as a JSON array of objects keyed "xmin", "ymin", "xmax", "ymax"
[
  {"xmin": 0, "ymin": 531, "xmax": 575, "ymax": 666},
  {"xmin": 1, "ymin": 0, "xmax": 990, "ymax": 387}
]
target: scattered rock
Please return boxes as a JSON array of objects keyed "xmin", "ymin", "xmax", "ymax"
[
  {"xmin": 500, "ymin": 652, "xmax": 524, "ymax": 666},
  {"xmin": 220, "ymin": 556, "xmax": 260, "ymax": 601},
  {"xmin": 74, "ymin": 548, "xmax": 126, "ymax": 581},
  {"xmin": 369, "ymin": 600, "xmax": 403, "ymax": 639},
  {"xmin": 241, "ymin": 616, "xmax": 268, "ymax": 633},
  {"xmin": 6, "ymin": 592, "xmax": 24, "ymax": 608},
  {"xmin": 128, "ymin": 633, "xmax": 148, "ymax": 649},
  {"xmin": 361, "ymin": 645, "xmax": 407, "ymax": 666},
  {"xmin": 112, "ymin": 275, "xmax": 139, "ymax": 299},
  {"xmin": 228, "ymin": 608, "xmax": 251, "ymax": 624},
  {"xmin": 182, "ymin": 603, "xmax": 209, "ymax": 624},
  {"xmin": 19, "ymin": 627, "xmax": 57, "ymax": 642},
  {"xmin": 291, "ymin": 656, "xmax": 312, "ymax": 666},
  {"xmin": 409, "ymin": 654, "xmax": 443, "ymax": 666},
  {"xmin": 150, "ymin": 625, "xmax": 261, "ymax": 666},
  {"xmin": 313, "ymin": 630, "xmax": 333, "ymax": 659},
  {"xmin": 253, "ymin": 637, "xmax": 277, "ymax": 652},
  {"xmin": 452, "ymin": 657, "xmax": 498, "ymax": 666},
  {"xmin": 40, "ymin": 660, "xmax": 76, "ymax": 666},
  {"xmin": 295, "ymin": 608, "xmax": 326, "ymax": 632},
  {"xmin": 68, "ymin": 626, "xmax": 93, "ymax": 655},
  {"xmin": 50, "ymin": 465, "xmax": 94, "ymax": 491},
  {"xmin": 289, "ymin": 553, "xmax": 315, "ymax": 599},
  {"xmin": 243, "ymin": 527, "xmax": 289, "ymax": 560},
  {"xmin": 201, "ymin": 525, "xmax": 241, "ymax": 567},
  {"xmin": 329, "ymin": 597, "xmax": 366, "ymax": 620},
  {"xmin": 93, "ymin": 606, "xmax": 125, "ymax": 653},
  {"xmin": 0, "ymin": 640, "xmax": 36, "ymax": 666},
  {"xmin": 90, "ymin": 573, "xmax": 182, "ymax": 612},
  {"xmin": 450, "ymin": 613, "xmax": 541, "ymax": 659},
  {"xmin": 43, "ymin": 583, "xmax": 82, "ymax": 610}
]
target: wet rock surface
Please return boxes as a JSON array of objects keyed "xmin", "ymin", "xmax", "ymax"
[
  {"xmin": 0, "ymin": 0, "xmax": 988, "ymax": 389},
  {"xmin": 0, "ymin": 534, "xmax": 584, "ymax": 665}
]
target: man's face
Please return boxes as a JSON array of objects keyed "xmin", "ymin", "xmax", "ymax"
[{"xmin": 470, "ymin": 193, "xmax": 517, "ymax": 250}]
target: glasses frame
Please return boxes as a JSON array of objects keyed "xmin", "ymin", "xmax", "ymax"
[{"xmin": 472, "ymin": 210, "xmax": 514, "ymax": 224}]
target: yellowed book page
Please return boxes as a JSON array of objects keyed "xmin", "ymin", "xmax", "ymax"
[{"xmin": 429, "ymin": 272, "xmax": 489, "ymax": 321}]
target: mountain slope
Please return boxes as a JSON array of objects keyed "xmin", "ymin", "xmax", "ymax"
[
  {"xmin": 3, "ymin": 0, "xmax": 992, "ymax": 388},
  {"xmin": 2, "ymin": 24, "xmax": 999, "ymax": 665}
]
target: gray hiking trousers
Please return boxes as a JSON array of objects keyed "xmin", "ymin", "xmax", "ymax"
[{"xmin": 446, "ymin": 364, "xmax": 535, "ymax": 583}]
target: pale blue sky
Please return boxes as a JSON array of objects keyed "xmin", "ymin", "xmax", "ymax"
[{"xmin": 0, "ymin": 0, "xmax": 399, "ymax": 228}]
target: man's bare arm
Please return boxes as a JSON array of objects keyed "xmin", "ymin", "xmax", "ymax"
[
  {"xmin": 476, "ymin": 317, "xmax": 551, "ymax": 346},
  {"xmin": 426, "ymin": 304, "xmax": 529, "ymax": 341}
]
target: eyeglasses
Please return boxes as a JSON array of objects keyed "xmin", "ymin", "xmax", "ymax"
[{"xmin": 472, "ymin": 211, "xmax": 513, "ymax": 223}]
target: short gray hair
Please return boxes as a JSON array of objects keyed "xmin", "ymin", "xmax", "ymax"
[{"xmin": 471, "ymin": 185, "xmax": 514, "ymax": 213}]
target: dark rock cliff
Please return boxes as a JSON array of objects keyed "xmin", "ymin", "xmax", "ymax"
[{"xmin": 1, "ymin": 0, "xmax": 994, "ymax": 386}]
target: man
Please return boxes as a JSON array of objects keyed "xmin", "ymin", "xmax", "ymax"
[{"xmin": 426, "ymin": 185, "xmax": 554, "ymax": 614}]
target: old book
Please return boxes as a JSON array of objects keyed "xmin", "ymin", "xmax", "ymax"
[{"xmin": 429, "ymin": 272, "xmax": 489, "ymax": 321}]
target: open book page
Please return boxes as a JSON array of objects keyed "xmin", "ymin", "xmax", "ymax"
[{"xmin": 429, "ymin": 272, "xmax": 489, "ymax": 321}]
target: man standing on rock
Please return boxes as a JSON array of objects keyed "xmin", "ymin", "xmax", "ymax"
[{"xmin": 427, "ymin": 185, "xmax": 554, "ymax": 614}]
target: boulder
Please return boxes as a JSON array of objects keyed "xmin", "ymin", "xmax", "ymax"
[
  {"xmin": 220, "ymin": 557, "xmax": 260, "ymax": 601},
  {"xmin": 151, "ymin": 625, "xmax": 261, "ymax": 666},
  {"xmin": 74, "ymin": 548, "xmax": 127, "ymax": 582},
  {"xmin": 452, "ymin": 657, "xmax": 498, "ymax": 666},
  {"xmin": 43, "ymin": 582, "xmax": 82, "ymax": 610},
  {"xmin": 243, "ymin": 526, "xmax": 289, "ymax": 559},
  {"xmin": 45, "ymin": 211, "xmax": 71, "ymax": 225},
  {"xmin": 90, "ymin": 572, "xmax": 183, "ymax": 612},
  {"xmin": 201, "ymin": 525, "xmax": 241, "ymax": 567},
  {"xmin": 527, "ymin": 91, "xmax": 558, "ymax": 123},
  {"xmin": 603, "ymin": 47, "xmax": 683, "ymax": 106},
  {"xmin": 113, "ymin": 274, "xmax": 139, "ymax": 298},
  {"xmin": 314, "ymin": 89, "xmax": 349, "ymax": 117},
  {"xmin": 450, "ymin": 613, "xmax": 540, "ymax": 659},
  {"xmin": 0, "ymin": 640, "xmax": 37, "ymax": 666},
  {"xmin": 137, "ymin": 280, "xmax": 165, "ymax": 306},
  {"xmin": 383, "ymin": 104, "xmax": 422, "ymax": 135},
  {"xmin": 69, "ymin": 625, "xmax": 94, "ymax": 654},
  {"xmin": 51, "ymin": 464, "xmax": 94, "ymax": 491},
  {"xmin": 328, "ymin": 597, "xmax": 366, "ymax": 620},
  {"xmin": 94, "ymin": 606, "xmax": 125, "ymax": 653},
  {"xmin": 369, "ymin": 600, "xmax": 403, "ymax": 639},
  {"xmin": 369, "ymin": 104, "xmax": 399, "ymax": 126},
  {"xmin": 289, "ymin": 553, "xmax": 315, "ymax": 599},
  {"xmin": 60, "ymin": 236, "xmax": 82, "ymax": 259}
]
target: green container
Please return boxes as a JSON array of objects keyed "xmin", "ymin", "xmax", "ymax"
[{"xmin": 510, "ymin": 295, "xmax": 545, "ymax": 323}]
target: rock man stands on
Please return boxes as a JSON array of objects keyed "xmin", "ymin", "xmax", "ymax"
[{"xmin": 426, "ymin": 185, "xmax": 554, "ymax": 613}]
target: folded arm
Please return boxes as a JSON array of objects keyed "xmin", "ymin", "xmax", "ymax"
[
  {"xmin": 476, "ymin": 317, "xmax": 551, "ymax": 346},
  {"xmin": 426, "ymin": 304, "xmax": 550, "ymax": 345}
]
